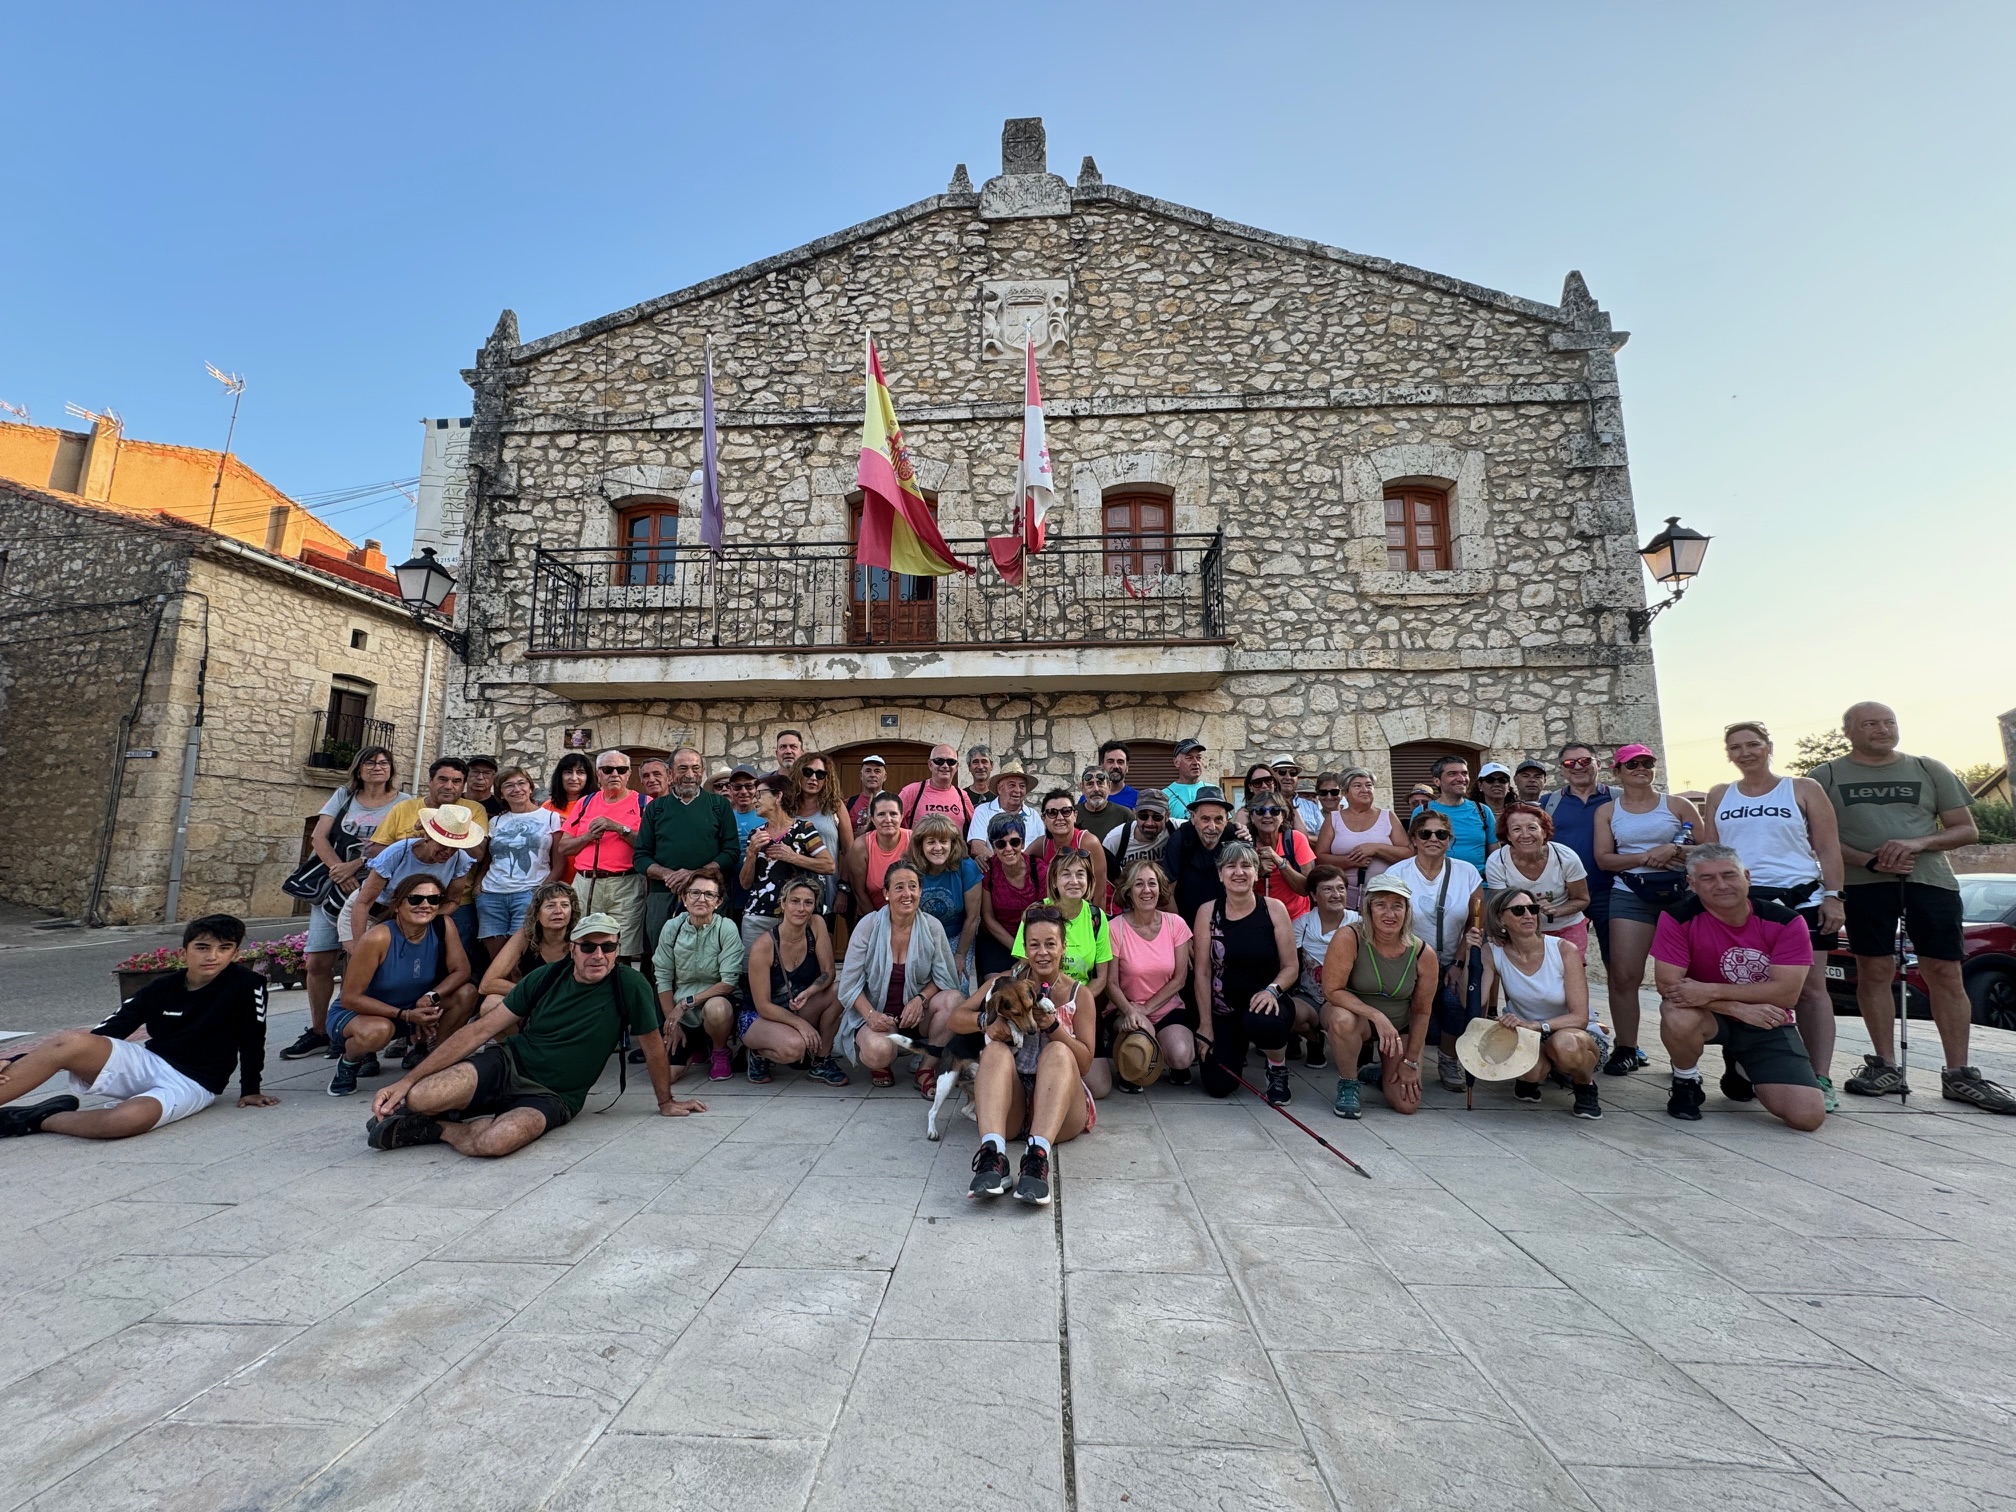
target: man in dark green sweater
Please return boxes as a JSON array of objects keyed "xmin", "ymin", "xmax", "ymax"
[{"xmin": 632, "ymin": 746, "xmax": 740, "ymax": 944}]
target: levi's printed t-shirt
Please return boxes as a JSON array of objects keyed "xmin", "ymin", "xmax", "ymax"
[{"xmin": 1813, "ymin": 755, "xmax": 1971, "ymax": 891}]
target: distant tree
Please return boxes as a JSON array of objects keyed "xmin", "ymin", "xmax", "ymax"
[
  {"xmin": 1957, "ymin": 761, "xmax": 1998, "ymax": 791},
  {"xmin": 1788, "ymin": 729, "xmax": 1850, "ymax": 776}
]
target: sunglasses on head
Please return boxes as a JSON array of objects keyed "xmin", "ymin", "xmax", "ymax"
[
  {"xmin": 575, "ymin": 939, "xmax": 619, "ymax": 954},
  {"xmin": 599, "ymin": 765, "xmax": 629, "ymax": 774},
  {"xmin": 1416, "ymin": 829, "xmax": 1451, "ymax": 841},
  {"xmin": 405, "ymin": 893, "xmax": 443, "ymax": 907}
]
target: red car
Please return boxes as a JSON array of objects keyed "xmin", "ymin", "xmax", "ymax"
[{"xmin": 1825, "ymin": 873, "xmax": 2016, "ymax": 1031}]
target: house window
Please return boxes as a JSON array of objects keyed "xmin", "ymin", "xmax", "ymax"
[
  {"xmin": 350, "ymin": 629, "xmax": 369, "ymax": 650},
  {"xmin": 615, "ymin": 500, "xmax": 679, "ymax": 586},
  {"xmin": 1384, "ymin": 485, "xmax": 1451, "ymax": 571},
  {"xmin": 1102, "ymin": 491, "xmax": 1173, "ymax": 578}
]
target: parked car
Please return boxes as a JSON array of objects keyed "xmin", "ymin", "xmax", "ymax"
[{"xmin": 1824, "ymin": 873, "xmax": 2016, "ymax": 1030}]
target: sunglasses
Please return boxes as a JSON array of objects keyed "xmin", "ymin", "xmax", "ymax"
[
  {"xmin": 1479, "ymin": 775, "xmax": 1510, "ymax": 783},
  {"xmin": 931, "ymin": 757, "xmax": 959, "ymax": 767},
  {"xmin": 994, "ymin": 835, "xmax": 1024, "ymax": 848},
  {"xmin": 1275, "ymin": 769, "xmax": 1300, "ymax": 778},
  {"xmin": 575, "ymin": 939, "xmax": 619, "ymax": 955},
  {"xmin": 599, "ymin": 765, "xmax": 629, "ymax": 775},
  {"xmin": 1621, "ymin": 758, "xmax": 1657, "ymax": 771},
  {"xmin": 1316, "ymin": 788, "xmax": 1342, "ymax": 797},
  {"xmin": 1503, "ymin": 903, "xmax": 1542, "ymax": 917},
  {"xmin": 1416, "ymin": 829, "xmax": 1452, "ymax": 841},
  {"xmin": 1043, "ymin": 806, "xmax": 1074, "ymax": 818},
  {"xmin": 1561, "ymin": 757, "xmax": 1594, "ymax": 770},
  {"xmin": 405, "ymin": 894, "xmax": 443, "ymax": 907},
  {"xmin": 800, "ymin": 766, "xmax": 827, "ymax": 777},
  {"xmin": 1252, "ymin": 805, "xmax": 1283, "ymax": 817}
]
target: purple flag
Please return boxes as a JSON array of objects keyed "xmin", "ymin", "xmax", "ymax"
[{"xmin": 700, "ymin": 339, "xmax": 723, "ymax": 553}]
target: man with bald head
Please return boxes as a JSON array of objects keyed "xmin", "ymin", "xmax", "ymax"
[
  {"xmin": 1813, "ymin": 703, "xmax": 2012, "ymax": 1113},
  {"xmin": 895, "ymin": 744, "xmax": 975, "ymax": 829},
  {"xmin": 633, "ymin": 745, "xmax": 741, "ymax": 949}
]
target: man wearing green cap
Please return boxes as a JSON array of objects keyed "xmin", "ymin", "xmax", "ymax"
[{"xmin": 363, "ymin": 911, "xmax": 706, "ymax": 1156}]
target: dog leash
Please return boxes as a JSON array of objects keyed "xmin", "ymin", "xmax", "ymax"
[{"xmin": 1221, "ymin": 1066, "xmax": 1372, "ymax": 1179}]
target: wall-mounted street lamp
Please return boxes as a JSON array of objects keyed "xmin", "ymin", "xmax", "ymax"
[
  {"xmin": 393, "ymin": 547, "xmax": 469, "ymax": 658},
  {"xmin": 1627, "ymin": 516, "xmax": 1711, "ymax": 642}
]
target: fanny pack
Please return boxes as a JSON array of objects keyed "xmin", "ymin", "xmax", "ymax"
[
  {"xmin": 1748, "ymin": 880, "xmax": 1821, "ymax": 913},
  {"xmin": 1617, "ymin": 869, "xmax": 1691, "ymax": 915}
]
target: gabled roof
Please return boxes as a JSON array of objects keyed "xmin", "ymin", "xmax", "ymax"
[{"xmin": 507, "ymin": 180, "xmax": 1580, "ymax": 364}]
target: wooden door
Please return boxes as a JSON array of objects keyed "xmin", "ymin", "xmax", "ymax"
[
  {"xmin": 848, "ymin": 497, "xmax": 939, "ymax": 645},
  {"xmin": 830, "ymin": 741, "xmax": 936, "ymax": 807}
]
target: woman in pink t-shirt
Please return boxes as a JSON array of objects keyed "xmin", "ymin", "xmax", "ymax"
[{"xmin": 1095, "ymin": 858, "xmax": 1196, "ymax": 1095}]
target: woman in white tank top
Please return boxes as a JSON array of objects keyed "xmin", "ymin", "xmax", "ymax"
[
  {"xmin": 1313, "ymin": 768, "xmax": 1410, "ymax": 911},
  {"xmin": 1592, "ymin": 745, "xmax": 1703, "ymax": 1075},
  {"xmin": 1700, "ymin": 721, "xmax": 1846, "ymax": 1108},
  {"xmin": 1477, "ymin": 886, "xmax": 1605, "ymax": 1117}
]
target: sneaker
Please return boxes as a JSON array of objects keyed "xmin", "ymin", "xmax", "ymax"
[
  {"xmin": 1720, "ymin": 1060, "xmax": 1756, "ymax": 1103},
  {"xmin": 1359, "ymin": 1061, "xmax": 1384, "ymax": 1085},
  {"xmin": 278, "ymin": 1028, "xmax": 330, "ymax": 1060},
  {"xmin": 366, "ymin": 1112, "xmax": 444, "ymax": 1150},
  {"xmin": 1437, "ymin": 1052, "xmax": 1466, "ymax": 1093},
  {"xmin": 1014, "ymin": 1143, "xmax": 1053, "ymax": 1205},
  {"xmin": 1304, "ymin": 1034, "xmax": 1326, "ymax": 1070},
  {"xmin": 969, "ymin": 1143, "xmax": 1012, "ymax": 1199},
  {"xmin": 400, "ymin": 1042, "xmax": 427, "ymax": 1072},
  {"xmin": 356, "ymin": 1053, "xmax": 382, "ymax": 1080},
  {"xmin": 1115, "ymin": 1076, "xmax": 1143, "ymax": 1094},
  {"xmin": 328, "ymin": 1059, "xmax": 363, "ymax": 1097},
  {"xmin": 1514, "ymin": 1078, "xmax": 1543, "ymax": 1102},
  {"xmin": 1603, "ymin": 1045, "xmax": 1647, "ymax": 1077},
  {"xmin": 627, "ymin": 1046, "xmax": 646, "ymax": 1064},
  {"xmin": 0, "ymin": 1095, "xmax": 79, "ymax": 1137},
  {"xmin": 1817, "ymin": 1075, "xmax": 1840, "ymax": 1114},
  {"xmin": 709, "ymin": 1048, "xmax": 733, "ymax": 1081},
  {"xmin": 1571, "ymin": 1083, "xmax": 1603, "ymax": 1120},
  {"xmin": 1845, "ymin": 1054, "xmax": 1908, "ymax": 1097},
  {"xmin": 746, "ymin": 1053, "xmax": 773, "ymax": 1085},
  {"xmin": 1266, "ymin": 1062, "xmax": 1292, "ymax": 1106},
  {"xmin": 1166, "ymin": 1067, "xmax": 1192, "ymax": 1087},
  {"xmin": 1667, "ymin": 1075, "xmax": 1706, "ymax": 1121},
  {"xmin": 1333, "ymin": 1077, "xmax": 1362, "ymax": 1120},
  {"xmin": 1941, "ymin": 1067, "xmax": 2016, "ymax": 1115},
  {"xmin": 808, "ymin": 1055, "xmax": 851, "ymax": 1087}
]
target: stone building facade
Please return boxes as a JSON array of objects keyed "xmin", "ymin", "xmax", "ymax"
[
  {"xmin": 0, "ymin": 482, "xmax": 450, "ymax": 923},
  {"xmin": 441, "ymin": 120, "xmax": 1661, "ymax": 798}
]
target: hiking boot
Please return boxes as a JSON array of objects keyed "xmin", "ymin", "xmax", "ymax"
[
  {"xmin": 1514, "ymin": 1078, "xmax": 1543, "ymax": 1102},
  {"xmin": 969, "ymin": 1143, "xmax": 1012, "ymax": 1199},
  {"xmin": 1437, "ymin": 1052, "xmax": 1467, "ymax": 1093},
  {"xmin": 1667, "ymin": 1076, "xmax": 1706, "ymax": 1121},
  {"xmin": 709, "ymin": 1048, "xmax": 733, "ymax": 1081},
  {"xmin": 1845, "ymin": 1054, "xmax": 1908, "ymax": 1096},
  {"xmin": 279, "ymin": 1028, "xmax": 330, "ymax": 1060},
  {"xmin": 1014, "ymin": 1143, "xmax": 1053, "ymax": 1205},
  {"xmin": 1720, "ymin": 1059, "xmax": 1755, "ymax": 1103},
  {"xmin": 0, "ymin": 1095, "xmax": 79, "ymax": 1137},
  {"xmin": 366, "ymin": 1112, "xmax": 444, "ymax": 1150},
  {"xmin": 328, "ymin": 1059, "xmax": 364, "ymax": 1097},
  {"xmin": 1818, "ymin": 1076, "xmax": 1840, "ymax": 1114},
  {"xmin": 1941, "ymin": 1067, "xmax": 2016, "ymax": 1114},
  {"xmin": 1304, "ymin": 1034, "xmax": 1326, "ymax": 1070},
  {"xmin": 1265, "ymin": 1062, "xmax": 1293, "ymax": 1105},
  {"xmin": 400, "ymin": 1042, "xmax": 427, "ymax": 1072},
  {"xmin": 808, "ymin": 1055, "xmax": 851, "ymax": 1087},
  {"xmin": 1334, "ymin": 1077, "xmax": 1362, "ymax": 1119},
  {"xmin": 746, "ymin": 1053, "xmax": 773, "ymax": 1085},
  {"xmin": 1572, "ymin": 1083, "xmax": 1603, "ymax": 1120},
  {"xmin": 1603, "ymin": 1045, "xmax": 1647, "ymax": 1077}
]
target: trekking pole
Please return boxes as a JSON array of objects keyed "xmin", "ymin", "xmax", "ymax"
[
  {"xmin": 1895, "ymin": 879, "xmax": 1910, "ymax": 1106},
  {"xmin": 1222, "ymin": 1065, "xmax": 1372, "ymax": 1179}
]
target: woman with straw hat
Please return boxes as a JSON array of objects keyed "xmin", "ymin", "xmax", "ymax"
[
  {"xmin": 1319, "ymin": 874, "xmax": 1437, "ymax": 1119},
  {"xmin": 1475, "ymin": 887, "xmax": 1607, "ymax": 1119}
]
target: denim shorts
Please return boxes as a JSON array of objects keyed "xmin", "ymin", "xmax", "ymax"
[
  {"xmin": 306, "ymin": 906, "xmax": 341, "ymax": 953},
  {"xmin": 476, "ymin": 889, "xmax": 534, "ymax": 938},
  {"xmin": 1608, "ymin": 881, "xmax": 1662, "ymax": 926}
]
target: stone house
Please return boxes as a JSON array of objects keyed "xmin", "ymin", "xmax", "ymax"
[
  {"xmin": 441, "ymin": 119, "xmax": 1662, "ymax": 804},
  {"xmin": 0, "ymin": 480, "xmax": 450, "ymax": 923}
]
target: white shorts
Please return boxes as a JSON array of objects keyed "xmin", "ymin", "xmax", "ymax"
[{"xmin": 69, "ymin": 1037, "xmax": 217, "ymax": 1129}]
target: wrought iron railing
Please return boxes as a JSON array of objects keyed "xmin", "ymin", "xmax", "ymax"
[
  {"xmin": 307, "ymin": 709, "xmax": 397, "ymax": 769},
  {"xmin": 526, "ymin": 533, "xmax": 1227, "ymax": 656}
]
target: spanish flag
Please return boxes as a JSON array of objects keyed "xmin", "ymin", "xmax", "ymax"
[{"xmin": 856, "ymin": 337, "xmax": 971, "ymax": 577}]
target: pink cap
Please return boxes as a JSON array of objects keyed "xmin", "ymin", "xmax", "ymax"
[{"xmin": 1613, "ymin": 743, "xmax": 1656, "ymax": 765}]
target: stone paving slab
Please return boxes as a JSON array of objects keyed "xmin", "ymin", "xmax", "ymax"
[{"xmin": 2, "ymin": 992, "xmax": 2016, "ymax": 1510}]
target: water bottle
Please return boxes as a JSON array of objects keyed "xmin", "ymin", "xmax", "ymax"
[{"xmin": 1676, "ymin": 822, "xmax": 1695, "ymax": 847}]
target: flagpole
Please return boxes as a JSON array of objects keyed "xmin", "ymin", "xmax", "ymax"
[{"xmin": 704, "ymin": 335, "xmax": 724, "ymax": 646}]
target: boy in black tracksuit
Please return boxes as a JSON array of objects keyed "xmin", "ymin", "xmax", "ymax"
[{"xmin": 0, "ymin": 914, "xmax": 277, "ymax": 1139}]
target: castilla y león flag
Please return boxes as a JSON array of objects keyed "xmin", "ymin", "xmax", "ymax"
[{"xmin": 857, "ymin": 336, "xmax": 971, "ymax": 577}]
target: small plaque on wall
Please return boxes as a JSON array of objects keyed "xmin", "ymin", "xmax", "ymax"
[{"xmin": 563, "ymin": 727, "xmax": 595, "ymax": 751}]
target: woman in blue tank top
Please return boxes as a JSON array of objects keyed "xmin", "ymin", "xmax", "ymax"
[{"xmin": 326, "ymin": 873, "xmax": 477, "ymax": 1097}]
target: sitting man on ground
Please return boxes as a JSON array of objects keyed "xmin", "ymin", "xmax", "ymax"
[
  {"xmin": 0, "ymin": 914, "xmax": 277, "ymax": 1138},
  {"xmin": 1654, "ymin": 845, "xmax": 1826, "ymax": 1131},
  {"xmin": 364, "ymin": 912, "xmax": 704, "ymax": 1156}
]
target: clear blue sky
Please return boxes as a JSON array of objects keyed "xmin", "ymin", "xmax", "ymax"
[{"xmin": 5, "ymin": 2, "xmax": 2010, "ymax": 782}]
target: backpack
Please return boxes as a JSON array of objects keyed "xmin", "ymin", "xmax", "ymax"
[
  {"xmin": 519, "ymin": 958, "xmax": 635, "ymax": 1113},
  {"xmin": 901, "ymin": 781, "xmax": 973, "ymax": 829},
  {"xmin": 1541, "ymin": 785, "xmax": 1610, "ymax": 818}
]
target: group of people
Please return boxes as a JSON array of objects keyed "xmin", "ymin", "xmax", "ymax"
[{"xmin": 4, "ymin": 703, "xmax": 2007, "ymax": 1209}]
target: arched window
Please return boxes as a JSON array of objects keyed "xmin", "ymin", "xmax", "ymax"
[
  {"xmin": 615, "ymin": 499, "xmax": 680, "ymax": 586},
  {"xmin": 1102, "ymin": 490, "xmax": 1174, "ymax": 578},
  {"xmin": 1383, "ymin": 484, "xmax": 1451, "ymax": 571}
]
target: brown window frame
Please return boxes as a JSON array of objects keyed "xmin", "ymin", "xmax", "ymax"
[
  {"xmin": 615, "ymin": 499, "xmax": 680, "ymax": 586},
  {"xmin": 1101, "ymin": 491, "xmax": 1174, "ymax": 579},
  {"xmin": 1383, "ymin": 485, "xmax": 1452, "ymax": 572}
]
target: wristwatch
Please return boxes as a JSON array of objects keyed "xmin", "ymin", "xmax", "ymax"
[{"xmin": 1822, "ymin": 890, "xmax": 1843, "ymax": 899}]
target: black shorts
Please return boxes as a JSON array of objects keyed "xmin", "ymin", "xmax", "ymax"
[
  {"xmin": 1842, "ymin": 880, "xmax": 1965, "ymax": 962},
  {"xmin": 1710, "ymin": 1016, "xmax": 1818, "ymax": 1089},
  {"xmin": 457, "ymin": 1044, "xmax": 571, "ymax": 1131}
]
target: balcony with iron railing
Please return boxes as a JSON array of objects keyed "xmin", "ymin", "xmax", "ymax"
[
  {"xmin": 522, "ymin": 532, "xmax": 1231, "ymax": 698},
  {"xmin": 306, "ymin": 708, "xmax": 397, "ymax": 770}
]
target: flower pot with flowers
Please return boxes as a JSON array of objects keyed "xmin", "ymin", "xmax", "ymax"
[
  {"xmin": 113, "ymin": 944, "xmax": 183, "ymax": 1004},
  {"xmin": 242, "ymin": 933, "xmax": 310, "ymax": 990}
]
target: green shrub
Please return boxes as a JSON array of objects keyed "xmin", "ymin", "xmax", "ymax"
[{"xmin": 1973, "ymin": 798, "xmax": 2015, "ymax": 846}]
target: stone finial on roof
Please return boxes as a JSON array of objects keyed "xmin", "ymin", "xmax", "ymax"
[
  {"xmin": 486, "ymin": 309, "xmax": 520, "ymax": 349},
  {"xmin": 980, "ymin": 117, "xmax": 1072, "ymax": 221},
  {"xmin": 1550, "ymin": 272, "xmax": 1629, "ymax": 354},
  {"xmin": 1077, "ymin": 155, "xmax": 1102, "ymax": 188},
  {"xmin": 948, "ymin": 162, "xmax": 974, "ymax": 193}
]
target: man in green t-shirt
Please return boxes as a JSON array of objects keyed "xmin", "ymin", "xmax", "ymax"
[
  {"xmin": 1813, "ymin": 702, "xmax": 2012, "ymax": 1114},
  {"xmin": 363, "ymin": 913, "xmax": 707, "ymax": 1155}
]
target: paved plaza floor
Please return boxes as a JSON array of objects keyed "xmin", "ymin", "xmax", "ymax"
[{"xmin": 4, "ymin": 988, "xmax": 2016, "ymax": 1511}]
